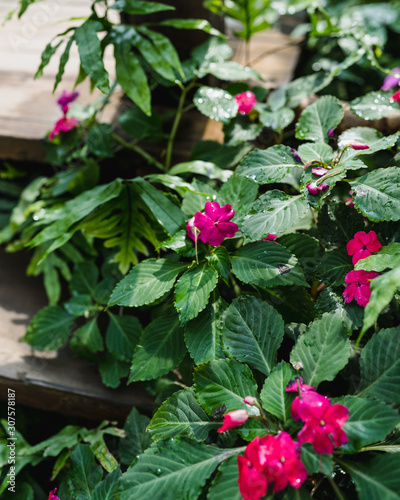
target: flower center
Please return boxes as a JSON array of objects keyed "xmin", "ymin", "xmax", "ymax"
[{"xmin": 320, "ymin": 420, "xmax": 325, "ymax": 426}]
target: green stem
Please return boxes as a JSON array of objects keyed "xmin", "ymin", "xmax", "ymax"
[
  {"xmin": 327, "ymin": 476, "xmax": 346, "ymax": 500},
  {"xmin": 112, "ymin": 133, "xmax": 165, "ymax": 171}
]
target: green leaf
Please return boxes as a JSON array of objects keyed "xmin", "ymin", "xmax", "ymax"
[
  {"xmin": 284, "ymin": 487, "xmax": 313, "ymax": 500},
  {"xmin": 23, "ymin": 306, "xmax": 74, "ymax": 351},
  {"xmin": 185, "ymin": 292, "xmax": 227, "ymax": 364},
  {"xmin": 129, "ymin": 313, "xmax": 186, "ymax": 382},
  {"xmin": 114, "ymin": 43, "xmax": 151, "ymax": 115},
  {"xmin": 138, "ymin": 26, "xmax": 183, "ymax": 77},
  {"xmin": 350, "ymin": 167, "xmax": 400, "ymax": 222},
  {"xmin": 112, "ymin": 0, "xmax": 175, "ymax": 14},
  {"xmin": 108, "ymin": 259, "xmax": 187, "ymax": 307},
  {"xmin": 355, "ymin": 243, "xmax": 400, "ymax": 272},
  {"xmin": 175, "ymin": 264, "xmax": 218, "ymax": 323},
  {"xmin": 135, "ymin": 178, "xmax": 187, "ymax": 235},
  {"xmin": 362, "ymin": 267, "xmax": 400, "ymax": 333},
  {"xmin": 278, "ymin": 233, "xmax": 322, "ymax": 278},
  {"xmin": 315, "ymin": 248, "xmax": 353, "ymax": 286},
  {"xmin": 318, "ymin": 201, "xmax": 365, "ymax": 247},
  {"xmin": 99, "ymin": 354, "xmax": 130, "ymax": 389},
  {"xmin": 115, "ymin": 439, "xmax": 231, "ymax": 500},
  {"xmin": 315, "ymin": 288, "xmax": 363, "ymax": 331},
  {"xmin": 206, "ymin": 246, "xmax": 231, "ymax": 279},
  {"xmin": 242, "ymin": 192, "xmax": 309, "ymax": 240},
  {"xmin": 54, "ymin": 37, "xmax": 74, "ymax": 92},
  {"xmin": 74, "ymin": 20, "xmax": 110, "ymax": 93},
  {"xmin": 92, "ymin": 467, "xmax": 121, "ymax": 500},
  {"xmin": 87, "ymin": 124, "xmax": 115, "ymax": 158},
  {"xmin": 71, "ymin": 318, "xmax": 103, "ymax": 354},
  {"xmin": 70, "ymin": 262, "xmax": 99, "ymax": 296},
  {"xmin": 119, "ymin": 106, "xmax": 163, "ymax": 141},
  {"xmin": 162, "ymin": 230, "xmax": 196, "ymax": 258},
  {"xmin": 260, "ymin": 362, "xmax": 296, "ymax": 424},
  {"xmin": 204, "ymin": 60, "xmax": 261, "ymax": 81},
  {"xmin": 135, "ymin": 33, "xmax": 177, "ymax": 82},
  {"xmin": 340, "ymin": 454, "xmax": 400, "ymax": 500},
  {"xmin": 350, "ymin": 90, "xmax": 396, "ymax": 120},
  {"xmin": 169, "ymin": 161, "xmax": 232, "ymax": 182},
  {"xmin": 297, "ymin": 142, "xmax": 334, "ymax": 164},
  {"xmin": 194, "ymin": 359, "xmax": 258, "ymax": 414},
  {"xmin": 300, "ymin": 443, "xmax": 333, "ymax": 475},
  {"xmin": 35, "ymin": 39, "xmax": 63, "ymax": 79},
  {"xmin": 223, "ymin": 116, "xmax": 263, "ymax": 146},
  {"xmin": 67, "ymin": 444, "xmax": 103, "ymax": 500},
  {"xmin": 119, "ymin": 407, "xmax": 152, "ymax": 467},
  {"xmin": 208, "ymin": 456, "xmax": 242, "ymax": 500},
  {"xmin": 258, "ymin": 107, "xmax": 295, "ymax": 132},
  {"xmin": 358, "ymin": 326, "xmax": 400, "ymax": 403},
  {"xmin": 105, "ymin": 312, "xmax": 142, "ymax": 363},
  {"xmin": 295, "ymin": 95, "xmax": 344, "ymax": 143},
  {"xmin": 160, "ymin": 18, "xmax": 223, "ymax": 37},
  {"xmin": 193, "ymin": 86, "xmax": 238, "ymax": 123},
  {"xmin": 235, "ymin": 145, "xmax": 303, "ymax": 185},
  {"xmin": 334, "ymin": 396, "xmax": 399, "ymax": 452},
  {"xmin": 221, "ymin": 296, "xmax": 284, "ymax": 376},
  {"xmin": 231, "ymin": 241, "xmax": 309, "ymax": 288},
  {"xmin": 286, "ymin": 73, "xmax": 334, "ymax": 108},
  {"xmin": 290, "ymin": 310, "xmax": 351, "ymax": 387},
  {"xmin": 148, "ymin": 388, "xmax": 220, "ymax": 441}
]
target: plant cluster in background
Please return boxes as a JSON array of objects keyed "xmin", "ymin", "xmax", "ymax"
[{"xmin": 1, "ymin": 0, "xmax": 400, "ymax": 499}]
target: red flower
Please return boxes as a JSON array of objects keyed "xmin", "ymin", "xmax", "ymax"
[
  {"xmin": 49, "ymin": 117, "xmax": 79, "ymax": 140},
  {"xmin": 48, "ymin": 488, "xmax": 60, "ymax": 500},
  {"xmin": 297, "ymin": 403, "xmax": 349, "ymax": 454},
  {"xmin": 349, "ymin": 142, "xmax": 369, "ymax": 150},
  {"xmin": 187, "ymin": 202, "xmax": 239, "ymax": 247},
  {"xmin": 237, "ymin": 455, "xmax": 268, "ymax": 500},
  {"xmin": 235, "ymin": 91, "xmax": 257, "ymax": 115},
  {"xmin": 262, "ymin": 234, "xmax": 277, "ymax": 243},
  {"xmin": 346, "ymin": 231, "xmax": 382, "ymax": 265},
  {"xmin": 218, "ymin": 409, "xmax": 248, "ymax": 433},
  {"xmin": 343, "ymin": 269, "xmax": 379, "ymax": 307},
  {"xmin": 390, "ymin": 88, "xmax": 400, "ymax": 103}
]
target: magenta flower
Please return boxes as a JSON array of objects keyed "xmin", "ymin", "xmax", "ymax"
[
  {"xmin": 381, "ymin": 68, "xmax": 400, "ymax": 90},
  {"xmin": 328, "ymin": 127, "xmax": 335, "ymax": 138},
  {"xmin": 262, "ymin": 234, "xmax": 277, "ymax": 243},
  {"xmin": 238, "ymin": 455, "xmax": 268, "ymax": 500},
  {"xmin": 343, "ymin": 269, "xmax": 379, "ymax": 307},
  {"xmin": 57, "ymin": 90, "xmax": 79, "ymax": 114},
  {"xmin": 49, "ymin": 116, "xmax": 79, "ymax": 140},
  {"xmin": 244, "ymin": 395, "xmax": 258, "ymax": 406},
  {"xmin": 218, "ymin": 409, "xmax": 248, "ymax": 433},
  {"xmin": 48, "ymin": 489, "xmax": 60, "ymax": 500},
  {"xmin": 306, "ymin": 182, "xmax": 329, "ymax": 195},
  {"xmin": 235, "ymin": 91, "xmax": 257, "ymax": 115},
  {"xmin": 390, "ymin": 87, "xmax": 400, "ymax": 104},
  {"xmin": 290, "ymin": 148, "xmax": 302, "ymax": 163},
  {"xmin": 349, "ymin": 142, "xmax": 369, "ymax": 150},
  {"xmin": 311, "ymin": 166, "xmax": 329, "ymax": 177},
  {"xmin": 187, "ymin": 201, "xmax": 239, "ymax": 247},
  {"xmin": 346, "ymin": 231, "xmax": 382, "ymax": 265}
]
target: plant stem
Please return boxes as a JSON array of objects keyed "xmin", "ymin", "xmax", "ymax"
[
  {"xmin": 112, "ymin": 133, "xmax": 165, "ymax": 171},
  {"xmin": 327, "ymin": 476, "xmax": 346, "ymax": 500}
]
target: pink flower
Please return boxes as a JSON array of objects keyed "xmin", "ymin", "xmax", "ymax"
[
  {"xmin": 306, "ymin": 182, "xmax": 329, "ymax": 195},
  {"xmin": 297, "ymin": 403, "xmax": 349, "ymax": 454},
  {"xmin": 187, "ymin": 201, "xmax": 239, "ymax": 247},
  {"xmin": 48, "ymin": 489, "xmax": 60, "ymax": 500},
  {"xmin": 290, "ymin": 148, "xmax": 302, "ymax": 163},
  {"xmin": 328, "ymin": 127, "xmax": 335, "ymax": 138},
  {"xmin": 49, "ymin": 117, "xmax": 79, "ymax": 140},
  {"xmin": 381, "ymin": 68, "xmax": 400, "ymax": 90},
  {"xmin": 349, "ymin": 142, "xmax": 369, "ymax": 150},
  {"xmin": 218, "ymin": 409, "xmax": 248, "ymax": 433},
  {"xmin": 244, "ymin": 396, "xmax": 258, "ymax": 406},
  {"xmin": 235, "ymin": 91, "xmax": 257, "ymax": 115},
  {"xmin": 285, "ymin": 376, "xmax": 314, "ymax": 394},
  {"xmin": 262, "ymin": 234, "xmax": 277, "ymax": 243},
  {"xmin": 346, "ymin": 231, "xmax": 382, "ymax": 265},
  {"xmin": 343, "ymin": 269, "xmax": 379, "ymax": 307},
  {"xmin": 311, "ymin": 167, "xmax": 329, "ymax": 177},
  {"xmin": 57, "ymin": 90, "xmax": 79, "ymax": 114},
  {"xmin": 390, "ymin": 88, "xmax": 400, "ymax": 103},
  {"xmin": 238, "ymin": 455, "xmax": 268, "ymax": 500}
]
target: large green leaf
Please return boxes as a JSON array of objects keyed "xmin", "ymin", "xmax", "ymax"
[
  {"xmin": 74, "ymin": 20, "xmax": 109, "ymax": 93},
  {"xmin": 70, "ymin": 261, "xmax": 99, "ymax": 296},
  {"xmin": 340, "ymin": 454, "xmax": 400, "ymax": 500},
  {"xmin": 235, "ymin": 145, "xmax": 303, "ymax": 185},
  {"xmin": 112, "ymin": 0, "xmax": 174, "ymax": 15},
  {"xmin": 119, "ymin": 408, "xmax": 152, "ymax": 467},
  {"xmin": 317, "ymin": 201, "xmax": 365, "ymax": 246},
  {"xmin": 138, "ymin": 27, "xmax": 183, "ymax": 77},
  {"xmin": 297, "ymin": 143, "xmax": 334, "ymax": 164},
  {"xmin": 148, "ymin": 388, "xmax": 220, "ymax": 441},
  {"xmin": 221, "ymin": 296, "xmax": 284, "ymax": 376},
  {"xmin": 358, "ymin": 326, "xmax": 400, "ymax": 403},
  {"xmin": 175, "ymin": 264, "xmax": 218, "ymax": 323},
  {"xmin": 67, "ymin": 445, "xmax": 103, "ymax": 500},
  {"xmin": 300, "ymin": 443, "xmax": 332, "ymax": 476},
  {"xmin": 115, "ymin": 439, "xmax": 233, "ymax": 500},
  {"xmin": 105, "ymin": 312, "xmax": 142, "ymax": 362},
  {"xmin": 334, "ymin": 396, "xmax": 399, "ymax": 452},
  {"xmin": 108, "ymin": 259, "xmax": 187, "ymax": 307},
  {"xmin": 315, "ymin": 248, "xmax": 353, "ymax": 286},
  {"xmin": 355, "ymin": 242, "xmax": 400, "ymax": 272},
  {"xmin": 278, "ymin": 233, "xmax": 322, "ymax": 278},
  {"xmin": 208, "ymin": 456, "xmax": 242, "ymax": 500},
  {"xmin": 362, "ymin": 267, "xmax": 400, "ymax": 333},
  {"xmin": 99, "ymin": 355, "xmax": 130, "ymax": 389},
  {"xmin": 242, "ymin": 191, "xmax": 309, "ymax": 240},
  {"xmin": 169, "ymin": 161, "xmax": 232, "ymax": 182},
  {"xmin": 159, "ymin": 18, "xmax": 223, "ymax": 37},
  {"xmin": 23, "ymin": 306, "xmax": 74, "ymax": 351},
  {"xmin": 129, "ymin": 313, "xmax": 186, "ymax": 382},
  {"xmin": 290, "ymin": 310, "xmax": 351, "ymax": 387},
  {"xmin": 260, "ymin": 362, "xmax": 296, "ymax": 424},
  {"xmin": 218, "ymin": 175, "xmax": 258, "ymax": 216},
  {"xmin": 295, "ymin": 95, "xmax": 344, "ymax": 143},
  {"xmin": 71, "ymin": 318, "xmax": 103, "ymax": 354},
  {"xmin": 184, "ymin": 292, "xmax": 227, "ymax": 364},
  {"xmin": 204, "ymin": 60, "xmax": 261, "ymax": 81},
  {"xmin": 350, "ymin": 90, "xmax": 396, "ymax": 120},
  {"xmin": 193, "ymin": 86, "xmax": 238, "ymax": 123},
  {"xmin": 92, "ymin": 467, "xmax": 121, "ymax": 500},
  {"xmin": 315, "ymin": 288, "xmax": 363, "ymax": 332},
  {"xmin": 194, "ymin": 359, "xmax": 258, "ymax": 414},
  {"xmin": 231, "ymin": 241, "xmax": 309, "ymax": 288}
]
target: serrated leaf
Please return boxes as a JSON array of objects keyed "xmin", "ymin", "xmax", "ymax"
[
  {"xmin": 67, "ymin": 444, "xmax": 103, "ymax": 500},
  {"xmin": 358, "ymin": 326, "xmax": 400, "ymax": 403},
  {"xmin": 278, "ymin": 233, "xmax": 322, "ymax": 277},
  {"xmin": 119, "ymin": 407, "xmax": 152, "ymax": 467},
  {"xmin": 129, "ymin": 313, "xmax": 186, "ymax": 382},
  {"xmin": 53, "ymin": 37, "xmax": 74, "ymax": 92},
  {"xmin": 106, "ymin": 312, "xmax": 142, "ymax": 362},
  {"xmin": 193, "ymin": 86, "xmax": 238, "ymax": 123},
  {"xmin": 184, "ymin": 292, "xmax": 227, "ymax": 364},
  {"xmin": 318, "ymin": 202, "xmax": 365, "ymax": 246},
  {"xmin": 64, "ymin": 294, "xmax": 97, "ymax": 317},
  {"xmin": 223, "ymin": 116, "xmax": 263, "ymax": 146},
  {"xmin": 290, "ymin": 310, "xmax": 351, "ymax": 387},
  {"xmin": 334, "ymin": 396, "xmax": 399, "ymax": 452},
  {"xmin": 70, "ymin": 262, "xmax": 99, "ymax": 296},
  {"xmin": 23, "ymin": 306, "xmax": 74, "ymax": 351},
  {"xmin": 300, "ymin": 443, "xmax": 333, "ymax": 475},
  {"xmin": 148, "ymin": 388, "xmax": 220, "ymax": 441},
  {"xmin": 355, "ymin": 242, "xmax": 400, "ymax": 272},
  {"xmin": 72, "ymin": 318, "xmax": 103, "ymax": 354},
  {"xmin": 92, "ymin": 467, "xmax": 121, "ymax": 500},
  {"xmin": 119, "ymin": 106, "xmax": 163, "ymax": 141},
  {"xmin": 340, "ymin": 454, "xmax": 400, "ymax": 500},
  {"xmin": 169, "ymin": 161, "xmax": 232, "ymax": 182},
  {"xmin": 236, "ymin": 145, "xmax": 303, "ymax": 185},
  {"xmin": 194, "ymin": 359, "xmax": 257, "ymax": 414},
  {"xmin": 35, "ymin": 39, "xmax": 63, "ymax": 79},
  {"xmin": 260, "ymin": 362, "xmax": 296, "ymax": 424},
  {"xmin": 99, "ymin": 354, "xmax": 130, "ymax": 389},
  {"xmin": 231, "ymin": 241, "xmax": 309, "ymax": 288},
  {"xmin": 175, "ymin": 264, "xmax": 218, "ymax": 323},
  {"xmin": 221, "ymin": 296, "xmax": 284, "ymax": 375},
  {"xmin": 115, "ymin": 440, "xmax": 232, "ymax": 500},
  {"xmin": 242, "ymin": 192, "xmax": 309, "ymax": 240},
  {"xmin": 315, "ymin": 248, "xmax": 353, "ymax": 286},
  {"xmin": 350, "ymin": 90, "xmax": 396, "ymax": 120},
  {"xmin": 295, "ymin": 95, "xmax": 344, "ymax": 143},
  {"xmin": 350, "ymin": 167, "xmax": 400, "ymax": 222},
  {"xmin": 297, "ymin": 143, "xmax": 334, "ymax": 164},
  {"xmin": 315, "ymin": 288, "xmax": 363, "ymax": 331},
  {"xmin": 258, "ymin": 107, "xmax": 295, "ymax": 132},
  {"xmin": 108, "ymin": 259, "xmax": 187, "ymax": 307},
  {"xmin": 206, "ymin": 246, "xmax": 231, "ymax": 279},
  {"xmin": 208, "ymin": 455, "xmax": 242, "ymax": 500}
]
